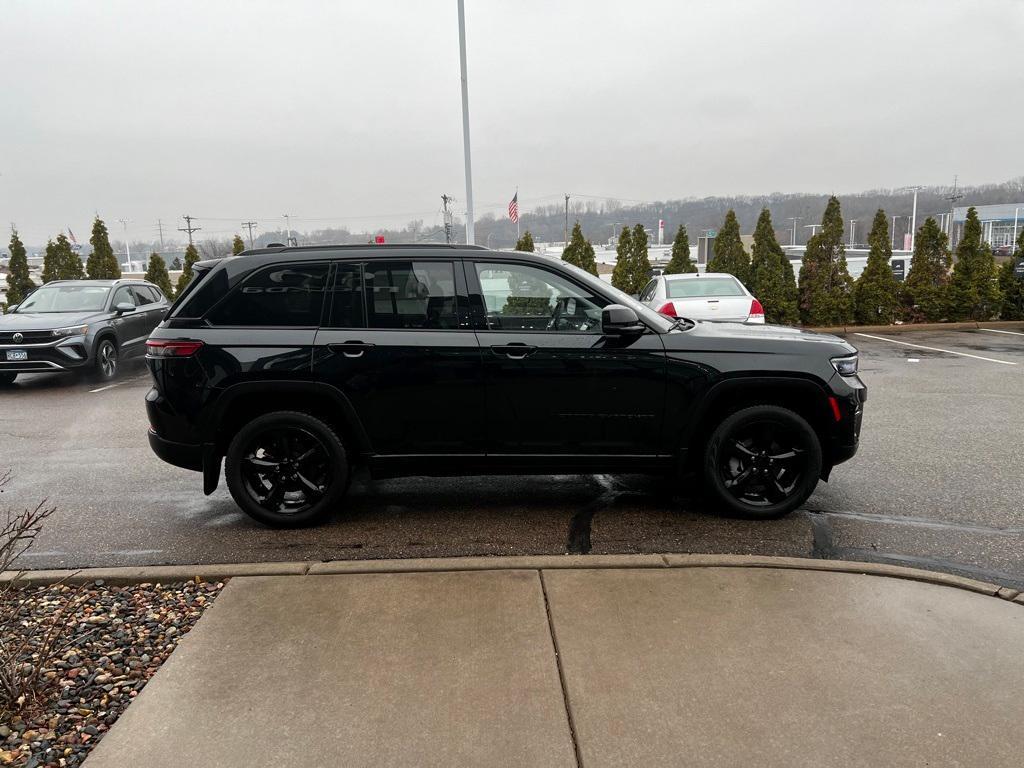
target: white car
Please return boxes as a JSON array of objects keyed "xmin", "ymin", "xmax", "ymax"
[{"xmin": 638, "ymin": 272, "xmax": 765, "ymax": 323}]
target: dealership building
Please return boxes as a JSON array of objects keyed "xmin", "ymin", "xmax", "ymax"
[{"xmin": 952, "ymin": 203, "xmax": 1024, "ymax": 250}]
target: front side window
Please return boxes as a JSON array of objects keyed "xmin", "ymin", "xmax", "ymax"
[
  {"xmin": 639, "ymin": 279, "xmax": 658, "ymax": 302},
  {"xmin": 207, "ymin": 263, "xmax": 328, "ymax": 327},
  {"xmin": 364, "ymin": 261, "xmax": 458, "ymax": 329},
  {"xmin": 475, "ymin": 262, "xmax": 605, "ymax": 333},
  {"xmin": 15, "ymin": 285, "xmax": 110, "ymax": 313},
  {"xmin": 111, "ymin": 286, "xmax": 137, "ymax": 308}
]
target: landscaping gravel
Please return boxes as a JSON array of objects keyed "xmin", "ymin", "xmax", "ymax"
[{"xmin": 0, "ymin": 580, "xmax": 223, "ymax": 767}]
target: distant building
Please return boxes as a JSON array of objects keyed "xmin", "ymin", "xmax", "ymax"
[{"xmin": 952, "ymin": 203, "xmax": 1024, "ymax": 249}]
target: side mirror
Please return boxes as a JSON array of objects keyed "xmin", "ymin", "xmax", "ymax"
[
  {"xmin": 602, "ymin": 304, "xmax": 644, "ymax": 335},
  {"xmin": 114, "ymin": 302, "xmax": 136, "ymax": 314}
]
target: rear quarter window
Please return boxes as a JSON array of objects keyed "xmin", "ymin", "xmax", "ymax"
[{"xmin": 206, "ymin": 263, "xmax": 329, "ymax": 327}]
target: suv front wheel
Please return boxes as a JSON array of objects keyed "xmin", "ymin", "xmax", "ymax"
[
  {"xmin": 703, "ymin": 405, "xmax": 822, "ymax": 519},
  {"xmin": 225, "ymin": 411, "xmax": 349, "ymax": 527},
  {"xmin": 92, "ymin": 337, "xmax": 119, "ymax": 381}
]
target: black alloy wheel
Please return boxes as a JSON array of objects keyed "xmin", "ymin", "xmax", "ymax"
[
  {"xmin": 703, "ymin": 405, "xmax": 822, "ymax": 519},
  {"xmin": 225, "ymin": 411, "xmax": 348, "ymax": 527},
  {"xmin": 93, "ymin": 338, "xmax": 119, "ymax": 381}
]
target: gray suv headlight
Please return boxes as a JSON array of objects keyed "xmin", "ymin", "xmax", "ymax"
[
  {"xmin": 830, "ymin": 354, "xmax": 858, "ymax": 376},
  {"xmin": 51, "ymin": 324, "xmax": 89, "ymax": 338}
]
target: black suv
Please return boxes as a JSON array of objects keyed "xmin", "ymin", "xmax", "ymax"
[
  {"xmin": 1, "ymin": 279, "xmax": 169, "ymax": 384},
  {"xmin": 146, "ymin": 245, "xmax": 865, "ymax": 527}
]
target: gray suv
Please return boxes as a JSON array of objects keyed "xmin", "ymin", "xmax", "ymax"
[{"xmin": 0, "ymin": 279, "xmax": 169, "ymax": 384}]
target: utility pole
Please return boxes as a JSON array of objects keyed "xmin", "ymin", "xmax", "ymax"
[
  {"xmin": 457, "ymin": 0, "xmax": 475, "ymax": 244},
  {"xmin": 156, "ymin": 219, "xmax": 165, "ymax": 252},
  {"xmin": 118, "ymin": 218, "xmax": 132, "ymax": 271},
  {"xmin": 178, "ymin": 215, "xmax": 200, "ymax": 247},
  {"xmin": 564, "ymin": 194, "xmax": 570, "ymax": 245},
  {"xmin": 441, "ymin": 195, "xmax": 454, "ymax": 245},
  {"xmin": 242, "ymin": 221, "xmax": 258, "ymax": 249},
  {"xmin": 786, "ymin": 216, "xmax": 803, "ymax": 246}
]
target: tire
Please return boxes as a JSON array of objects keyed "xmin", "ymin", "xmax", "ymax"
[
  {"xmin": 703, "ymin": 405, "xmax": 822, "ymax": 520},
  {"xmin": 0, "ymin": 372, "xmax": 17, "ymax": 386},
  {"xmin": 225, "ymin": 411, "xmax": 349, "ymax": 528},
  {"xmin": 91, "ymin": 337, "xmax": 119, "ymax": 382}
]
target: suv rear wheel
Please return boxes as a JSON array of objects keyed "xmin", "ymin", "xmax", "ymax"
[
  {"xmin": 703, "ymin": 405, "xmax": 821, "ymax": 519},
  {"xmin": 225, "ymin": 411, "xmax": 349, "ymax": 527}
]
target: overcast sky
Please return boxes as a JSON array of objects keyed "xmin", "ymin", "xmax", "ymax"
[{"xmin": 2, "ymin": 0, "xmax": 1022, "ymax": 245}]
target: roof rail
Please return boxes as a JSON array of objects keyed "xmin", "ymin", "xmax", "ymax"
[{"xmin": 243, "ymin": 243, "xmax": 490, "ymax": 255}]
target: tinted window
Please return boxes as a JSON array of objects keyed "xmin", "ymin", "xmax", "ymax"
[
  {"xmin": 130, "ymin": 286, "xmax": 152, "ymax": 305},
  {"xmin": 325, "ymin": 263, "xmax": 366, "ymax": 328},
  {"xmin": 364, "ymin": 261, "xmax": 458, "ymax": 329},
  {"xmin": 111, "ymin": 286, "xmax": 136, "ymax": 307},
  {"xmin": 144, "ymin": 286, "xmax": 163, "ymax": 303},
  {"xmin": 666, "ymin": 277, "xmax": 745, "ymax": 298},
  {"xmin": 207, "ymin": 263, "xmax": 328, "ymax": 327},
  {"xmin": 475, "ymin": 262, "xmax": 605, "ymax": 333}
]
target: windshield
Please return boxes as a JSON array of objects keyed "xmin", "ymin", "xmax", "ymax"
[
  {"xmin": 667, "ymin": 277, "xmax": 745, "ymax": 298},
  {"xmin": 551, "ymin": 258, "xmax": 676, "ymax": 333},
  {"xmin": 15, "ymin": 284, "xmax": 110, "ymax": 313}
]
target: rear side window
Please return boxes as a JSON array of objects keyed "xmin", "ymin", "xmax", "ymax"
[
  {"xmin": 364, "ymin": 261, "xmax": 458, "ymax": 329},
  {"xmin": 325, "ymin": 263, "xmax": 366, "ymax": 328},
  {"xmin": 666, "ymin": 277, "xmax": 745, "ymax": 298},
  {"xmin": 130, "ymin": 286, "xmax": 152, "ymax": 305},
  {"xmin": 207, "ymin": 263, "xmax": 329, "ymax": 327}
]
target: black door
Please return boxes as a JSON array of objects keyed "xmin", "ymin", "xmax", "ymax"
[
  {"xmin": 312, "ymin": 259, "xmax": 485, "ymax": 456},
  {"xmin": 468, "ymin": 260, "xmax": 667, "ymax": 457}
]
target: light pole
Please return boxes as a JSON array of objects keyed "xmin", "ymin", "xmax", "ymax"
[
  {"xmin": 891, "ymin": 215, "xmax": 900, "ymax": 249},
  {"xmin": 804, "ymin": 224, "xmax": 823, "ymax": 238},
  {"xmin": 902, "ymin": 185, "xmax": 924, "ymax": 252},
  {"xmin": 457, "ymin": 0, "xmax": 475, "ymax": 245},
  {"xmin": 282, "ymin": 214, "xmax": 293, "ymax": 246},
  {"xmin": 1014, "ymin": 207, "xmax": 1021, "ymax": 249},
  {"xmin": 786, "ymin": 216, "xmax": 803, "ymax": 246},
  {"xmin": 118, "ymin": 218, "xmax": 132, "ymax": 271},
  {"xmin": 848, "ymin": 219, "xmax": 857, "ymax": 247}
]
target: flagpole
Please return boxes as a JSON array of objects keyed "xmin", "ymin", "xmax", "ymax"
[{"xmin": 516, "ymin": 186, "xmax": 520, "ymax": 241}]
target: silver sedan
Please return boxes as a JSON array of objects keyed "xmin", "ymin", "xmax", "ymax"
[{"xmin": 638, "ymin": 272, "xmax": 765, "ymax": 323}]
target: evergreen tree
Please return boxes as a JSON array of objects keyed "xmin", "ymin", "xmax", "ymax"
[
  {"xmin": 5, "ymin": 228, "xmax": 35, "ymax": 306},
  {"xmin": 232, "ymin": 235, "xmax": 246, "ymax": 255},
  {"xmin": 706, "ymin": 210, "xmax": 749, "ymax": 284},
  {"xmin": 998, "ymin": 226, "xmax": 1024, "ymax": 320},
  {"xmin": 144, "ymin": 253, "xmax": 174, "ymax": 298},
  {"xmin": 852, "ymin": 209, "xmax": 900, "ymax": 324},
  {"xmin": 514, "ymin": 231, "xmax": 535, "ymax": 252},
  {"xmin": 798, "ymin": 196, "xmax": 854, "ymax": 326},
  {"xmin": 41, "ymin": 233, "xmax": 84, "ymax": 283},
  {"xmin": 561, "ymin": 221, "xmax": 598, "ymax": 275},
  {"xmin": 625, "ymin": 223, "xmax": 653, "ymax": 295},
  {"xmin": 664, "ymin": 225, "xmax": 697, "ymax": 274},
  {"xmin": 902, "ymin": 217, "xmax": 951, "ymax": 322},
  {"xmin": 749, "ymin": 209, "xmax": 799, "ymax": 324},
  {"xmin": 611, "ymin": 226, "xmax": 633, "ymax": 293},
  {"xmin": 175, "ymin": 243, "xmax": 200, "ymax": 296},
  {"xmin": 85, "ymin": 217, "xmax": 121, "ymax": 279},
  {"xmin": 947, "ymin": 206, "xmax": 1001, "ymax": 321}
]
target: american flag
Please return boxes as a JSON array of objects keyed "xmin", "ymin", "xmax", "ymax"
[{"xmin": 508, "ymin": 193, "xmax": 519, "ymax": 223}]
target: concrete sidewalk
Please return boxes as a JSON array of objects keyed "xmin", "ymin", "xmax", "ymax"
[{"xmin": 84, "ymin": 562, "xmax": 1024, "ymax": 768}]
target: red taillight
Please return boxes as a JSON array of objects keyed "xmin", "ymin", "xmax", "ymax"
[
  {"xmin": 657, "ymin": 301, "xmax": 677, "ymax": 317},
  {"xmin": 828, "ymin": 396, "xmax": 842, "ymax": 422},
  {"xmin": 748, "ymin": 298, "xmax": 765, "ymax": 321},
  {"xmin": 145, "ymin": 339, "xmax": 204, "ymax": 358}
]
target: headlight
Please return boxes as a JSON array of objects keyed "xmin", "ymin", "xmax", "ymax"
[
  {"xmin": 830, "ymin": 354, "xmax": 858, "ymax": 376},
  {"xmin": 51, "ymin": 324, "xmax": 89, "ymax": 338}
]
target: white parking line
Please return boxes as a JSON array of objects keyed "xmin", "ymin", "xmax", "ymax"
[
  {"xmin": 853, "ymin": 332, "xmax": 1018, "ymax": 366},
  {"xmin": 89, "ymin": 382, "xmax": 126, "ymax": 393},
  {"xmin": 979, "ymin": 328, "xmax": 1024, "ymax": 337}
]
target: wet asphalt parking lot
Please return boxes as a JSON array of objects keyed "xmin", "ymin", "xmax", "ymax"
[{"xmin": 2, "ymin": 324, "xmax": 1023, "ymax": 588}]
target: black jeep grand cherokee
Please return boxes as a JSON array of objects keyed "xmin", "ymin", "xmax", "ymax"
[{"xmin": 146, "ymin": 244, "xmax": 864, "ymax": 527}]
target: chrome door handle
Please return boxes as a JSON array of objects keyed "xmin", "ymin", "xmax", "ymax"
[
  {"xmin": 490, "ymin": 344, "xmax": 537, "ymax": 360},
  {"xmin": 329, "ymin": 341, "xmax": 375, "ymax": 358}
]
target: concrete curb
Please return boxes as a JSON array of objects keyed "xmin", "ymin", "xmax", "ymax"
[
  {"xmin": 805, "ymin": 320, "xmax": 1024, "ymax": 335},
  {"xmin": 3, "ymin": 553, "xmax": 1020, "ymax": 603}
]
